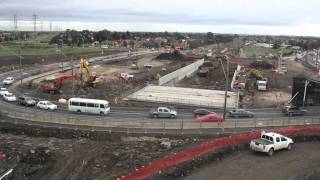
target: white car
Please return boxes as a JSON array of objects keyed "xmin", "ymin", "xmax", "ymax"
[
  {"xmin": 2, "ymin": 92, "xmax": 16, "ymax": 102},
  {"xmin": 2, "ymin": 77, "xmax": 14, "ymax": 85},
  {"xmin": 37, "ymin": 101, "xmax": 58, "ymax": 110},
  {"xmin": 250, "ymin": 131, "xmax": 294, "ymax": 156},
  {"xmin": 0, "ymin": 88, "xmax": 9, "ymax": 97},
  {"xmin": 120, "ymin": 73, "xmax": 134, "ymax": 80}
]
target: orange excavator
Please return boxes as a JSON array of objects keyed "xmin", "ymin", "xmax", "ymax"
[{"xmin": 43, "ymin": 75, "xmax": 74, "ymax": 94}]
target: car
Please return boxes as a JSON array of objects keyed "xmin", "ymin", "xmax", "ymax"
[
  {"xmin": 250, "ymin": 131, "xmax": 294, "ymax": 156},
  {"xmin": 18, "ymin": 95, "xmax": 36, "ymax": 106},
  {"xmin": 120, "ymin": 73, "xmax": 134, "ymax": 80},
  {"xmin": 195, "ymin": 113, "xmax": 224, "ymax": 122},
  {"xmin": 36, "ymin": 101, "xmax": 57, "ymax": 110},
  {"xmin": 2, "ymin": 77, "xmax": 14, "ymax": 85},
  {"xmin": 282, "ymin": 106, "xmax": 306, "ymax": 116},
  {"xmin": 149, "ymin": 107, "xmax": 177, "ymax": 118},
  {"xmin": 229, "ymin": 109, "xmax": 255, "ymax": 118},
  {"xmin": 193, "ymin": 109, "xmax": 215, "ymax": 117},
  {"xmin": 2, "ymin": 92, "xmax": 16, "ymax": 102},
  {"xmin": 0, "ymin": 88, "xmax": 9, "ymax": 97}
]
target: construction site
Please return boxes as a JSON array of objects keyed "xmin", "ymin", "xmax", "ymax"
[{"xmin": 1, "ymin": 9, "xmax": 320, "ymax": 178}]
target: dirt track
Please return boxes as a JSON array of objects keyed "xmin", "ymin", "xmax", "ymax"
[{"xmin": 184, "ymin": 142, "xmax": 320, "ymax": 180}]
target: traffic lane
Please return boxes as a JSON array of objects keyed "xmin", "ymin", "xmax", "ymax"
[
  {"xmin": 2, "ymin": 97, "xmax": 319, "ymax": 123},
  {"xmin": 1, "ymin": 99, "xmax": 318, "ymax": 125}
]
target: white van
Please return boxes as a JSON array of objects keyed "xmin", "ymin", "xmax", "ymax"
[{"xmin": 68, "ymin": 98, "xmax": 110, "ymax": 115}]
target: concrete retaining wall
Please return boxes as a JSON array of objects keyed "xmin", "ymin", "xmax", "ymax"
[{"xmin": 159, "ymin": 59, "xmax": 204, "ymax": 86}]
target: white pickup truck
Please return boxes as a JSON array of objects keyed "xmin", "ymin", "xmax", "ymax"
[{"xmin": 250, "ymin": 131, "xmax": 293, "ymax": 156}]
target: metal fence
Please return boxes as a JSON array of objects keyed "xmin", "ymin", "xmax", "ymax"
[{"xmin": 1, "ymin": 107, "xmax": 320, "ymax": 134}]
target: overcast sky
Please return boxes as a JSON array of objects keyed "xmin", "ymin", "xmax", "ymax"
[{"xmin": 1, "ymin": 0, "xmax": 320, "ymax": 36}]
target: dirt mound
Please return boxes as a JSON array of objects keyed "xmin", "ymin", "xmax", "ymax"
[{"xmin": 155, "ymin": 52, "xmax": 187, "ymax": 61}]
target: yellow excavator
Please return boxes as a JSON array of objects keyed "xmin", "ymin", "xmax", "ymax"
[{"xmin": 79, "ymin": 58, "xmax": 100, "ymax": 87}]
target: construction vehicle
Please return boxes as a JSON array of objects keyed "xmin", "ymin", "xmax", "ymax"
[
  {"xmin": 79, "ymin": 58, "xmax": 100, "ymax": 87},
  {"xmin": 257, "ymin": 78, "xmax": 268, "ymax": 91},
  {"xmin": 43, "ymin": 75, "xmax": 74, "ymax": 94},
  {"xmin": 130, "ymin": 61, "xmax": 139, "ymax": 70}
]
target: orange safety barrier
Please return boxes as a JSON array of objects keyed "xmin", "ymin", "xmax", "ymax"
[{"xmin": 119, "ymin": 125, "xmax": 320, "ymax": 180}]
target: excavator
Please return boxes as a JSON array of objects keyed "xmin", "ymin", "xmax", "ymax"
[
  {"xmin": 79, "ymin": 58, "xmax": 100, "ymax": 87},
  {"xmin": 43, "ymin": 75, "xmax": 74, "ymax": 94}
]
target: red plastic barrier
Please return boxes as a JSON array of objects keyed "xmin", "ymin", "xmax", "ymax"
[{"xmin": 119, "ymin": 126, "xmax": 320, "ymax": 180}]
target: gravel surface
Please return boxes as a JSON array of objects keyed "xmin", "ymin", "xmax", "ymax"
[{"xmin": 184, "ymin": 142, "xmax": 320, "ymax": 180}]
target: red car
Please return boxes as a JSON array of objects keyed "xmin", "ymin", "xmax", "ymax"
[{"xmin": 195, "ymin": 113, "xmax": 224, "ymax": 122}]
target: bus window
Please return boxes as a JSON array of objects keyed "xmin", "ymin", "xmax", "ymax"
[
  {"xmin": 94, "ymin": 104, "xmax": 99, "ymax": 108},
  {"xmin": 80, "ymin": 102, "xmax": 86, "ymax": 107},
  {"xmin": 71, "ymin": 101, "xmax": 79, "ymax": 106},
  {"xmin": 100, "ymin": 104, "xmax": 105, "ymax": 108},
  {"xmin": 87, "ymin": 103, "xmax": 94, "ymax": 107}
]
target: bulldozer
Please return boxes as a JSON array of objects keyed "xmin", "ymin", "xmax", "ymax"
[{"xmin": 79, "ymin": 58, "xmax": 100, "ymax": 87}]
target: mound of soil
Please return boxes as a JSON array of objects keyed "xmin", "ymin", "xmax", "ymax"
[{"xmin": 155, "ymin": 52, "xmax": 187, "ymax": 61}]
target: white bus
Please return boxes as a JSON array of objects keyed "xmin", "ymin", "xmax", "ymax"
[{"xmin": 68, "ymin": 98, "xmax": 110, "ymax": 115}]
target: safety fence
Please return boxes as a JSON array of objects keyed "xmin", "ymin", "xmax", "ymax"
[{"xmin": 119, "ymin": 125, "xmax": 320, "ymax": 179}]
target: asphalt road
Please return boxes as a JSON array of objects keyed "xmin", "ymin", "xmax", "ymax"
[{"xmin": 1, "ymin": 51, "xmax": 320, "ymax": 125}]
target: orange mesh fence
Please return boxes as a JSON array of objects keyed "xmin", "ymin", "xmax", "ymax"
[{"xmin": 119, "ymin": 125, "xmax": 320, "ymax": 180}]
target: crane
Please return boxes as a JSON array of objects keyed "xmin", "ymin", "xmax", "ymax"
[{"xmin": 79, "ymin": 58, "xmax": 100, "ymax": 87}]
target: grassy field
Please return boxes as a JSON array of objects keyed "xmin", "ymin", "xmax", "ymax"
[
  {"xmin": 0, "ymin": 43, "xmax": 102, "ymax": 56},
  {"xmin": 243, "ymin": 46, "xmax": 293, "ymax": 58},
  {"xmin": 25, "ymin": 33, "xmax": 57, "ymax": 43}
]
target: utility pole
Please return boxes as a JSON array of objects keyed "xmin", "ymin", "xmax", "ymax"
[
  {"xmin": 303, "ymin": 80, "xmax": 310, "ymax": 107},
  {"xmin": 71, "ymin": 55, "xmax": 74, "ymax": 94},
  {"xmin": 223, "ymin": 58, "xmax": 229, "ymax": 120},
  {"xmin": 32, "ymin": 14, "xmax": 37, "ymax": 33},
  {"xmin": 13, "ymin": 14, "xmax": 18, "ymax": 32},
  {"xmin": 50, "ymin": 21, "xmax": 52, "ymax": 32},
  {"xmin": 19, "ymin": 49, "xmax": 22, "ymax": 84}
]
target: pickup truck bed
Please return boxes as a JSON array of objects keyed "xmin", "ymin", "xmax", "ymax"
[{"xmin": 252, "ymin": 138, "xmax": 273, "ymax": 145}]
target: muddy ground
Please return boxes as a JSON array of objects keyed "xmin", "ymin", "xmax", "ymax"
[
  {"xmin": 15, "ymin": 54, "xmax": 193, "ymax": 104},
  {"xmin": 183, "ymin": 141, "xmax": 320, "ymax": 180},
  {"xmin": 0, "ymin": 122, "xmax": 206, "ymax": 180},
  {"xmin": 177, "ymin": 60, "xmax": 237, "ymax": 91}
]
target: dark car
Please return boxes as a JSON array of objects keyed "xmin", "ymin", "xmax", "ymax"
[
  {"xmin": 18, "ymin": 95, "xmax": 36, "ymax": 106},
  {"xmin": 193, "ymin": 109, "xmax": 215, "ymax": 117},
  {"xmin": 229, "ymin": 109, "xmax": 255, "ymax": 118},
  {"xmin": 282, "ymin": 106, "xmax": 307, "ymax": 116}
]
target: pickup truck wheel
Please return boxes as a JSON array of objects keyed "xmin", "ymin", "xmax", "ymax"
[
  {"xmin": 153, "ymin": 114, "xmax": 158, "ymax": 118},
  {"xmin": 287, "ymin": 143, "xmax": 293, "ymax": 151},
  {"xmin": 267, "ymin": 148, "xmax": 274, "ymax": 156}
]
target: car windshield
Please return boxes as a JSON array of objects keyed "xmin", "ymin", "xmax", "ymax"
[
  {"xmin": 6, "ymin": 94, "xmax": 14, "ymax": 97},
  {"xmin": 46, "ymin": 102, "xmax": 53, "ymax": 105}
]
